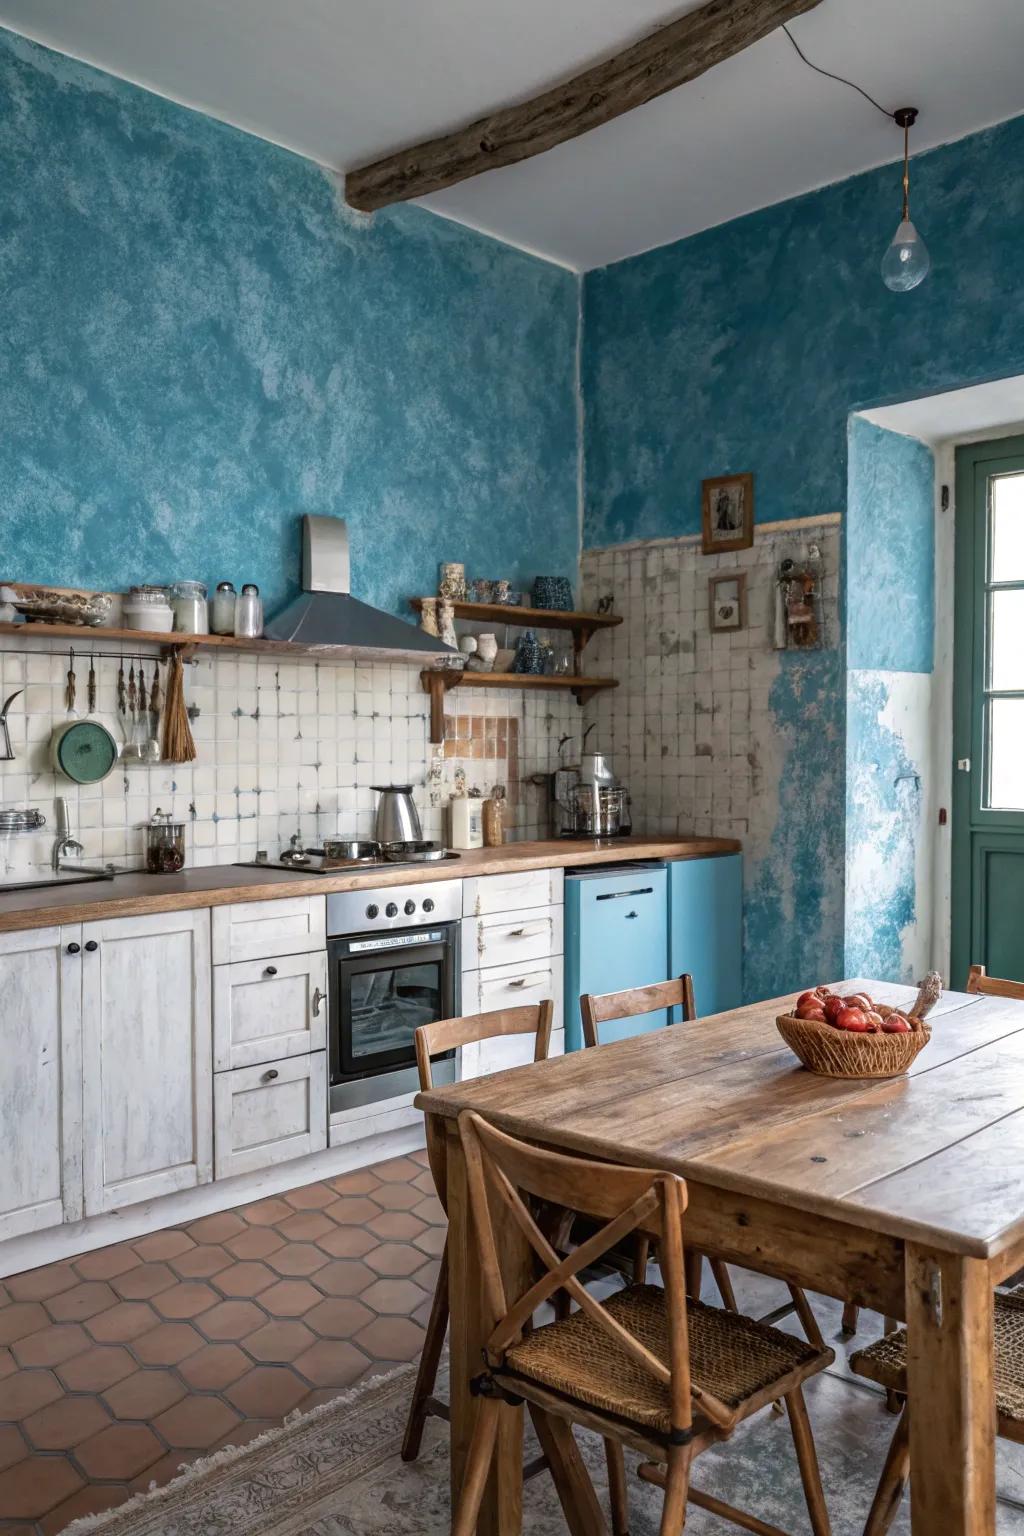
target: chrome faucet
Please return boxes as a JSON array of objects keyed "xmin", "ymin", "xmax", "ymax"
[{"xmin": 52, "ymin": 797, "xmax": 84, "ymax": 870}]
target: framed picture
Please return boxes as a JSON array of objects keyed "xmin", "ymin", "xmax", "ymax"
[
  {"xmin": 708, "ymin": 572, "xmax": 747, "ymax": 633},
  {"xmin": 702, "ymin": 472, "xmax": 754, "ymax": 554}
]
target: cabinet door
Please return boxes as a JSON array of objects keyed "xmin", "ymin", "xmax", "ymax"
[
  {"xmin": 0, "ymin": 926, "xmax": 83, "ymax": 1240},
  {"xmin": 669, "ymin": 855, "xmax": 743, "ymax": 1018},
  {"xmin": 213, "ymin": 951, "xmax": 327, "ymax": 1072},
  {"xmin": 460, "ymin": 959, "xmax": 564, "ymax": 1077},
  {"xmin": 81, "ymin": 909, "xmax": 213, "ymax": 1214},
  {"xmin": 214, "ymin": 1054, "xmax": 327, "ymax": 1180},
  {"xmin": 564, "ymin": 868, "xmax": 669, "ymax": 1050}
]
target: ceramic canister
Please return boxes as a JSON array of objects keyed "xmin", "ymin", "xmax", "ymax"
[{"xmin": 438, "ymin": 563, "xmax": 467, "ymax": 601}]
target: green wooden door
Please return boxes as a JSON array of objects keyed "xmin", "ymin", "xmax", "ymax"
[{"xmin": 952, "ymin": 437, "xmax": 1024, "ymax": 985}]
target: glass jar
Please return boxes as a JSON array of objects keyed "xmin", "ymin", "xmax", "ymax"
[
  {"xmin": 209, "ymin": 582, "xmax": 237, "ymax": 635},
  {"xmin": 171, "ymin": 581, "xmax": 208, "ymax": 635},
  {"xmin": 143, "ymin": 808, "xmax": 186, "ymax": 873},
  {"xmin": 234, "ymin": 583, "xmax": 263, "ymax": 639},
  {"xmin": 482, "ymin": 785, "xmax": 506, "ymax": 847},
  {"xmin": 123, "ymin": 586, "xmax": 174, "ymax": 633}
]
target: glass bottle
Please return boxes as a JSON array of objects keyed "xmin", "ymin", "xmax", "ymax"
[
  {"xmin": 210, "ymin": 582, "xmax": 237, "ymax": 635},
  {"xmin": 234, "ymin": 584, "xmax": 263, "ymax": 639}
]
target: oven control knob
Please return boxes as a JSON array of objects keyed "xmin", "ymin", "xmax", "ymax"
[
  {"xmin": 385, "ymin": 902, "xmax": 399, "ymax": 918},
  {"xmin": 404, "ymin": 899, "xmax": 416, "ymax": 916},
  {"xmin": 365, "ymin": 904, "xmax": 379, "ymax": 920},
  {"xmin": 422, "ymin": 897, "xmax": 435, "ymax": 913}
]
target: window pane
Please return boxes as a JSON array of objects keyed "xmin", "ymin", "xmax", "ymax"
[
  {"xmin": 991, "ymin": 473, "xmax": 1024, "ymax": 583},
  {"xmin": 990, "ymin": 589, "xmax": 1024, "ymax": 690},
  {"xmin": 990, "ymin": 697, "xmax": 1024, "ymax": 810}
]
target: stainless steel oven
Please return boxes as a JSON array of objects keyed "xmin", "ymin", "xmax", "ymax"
[{"xmin": 326, "ymin": 880, "xmax": 461, "ymax": 1112}]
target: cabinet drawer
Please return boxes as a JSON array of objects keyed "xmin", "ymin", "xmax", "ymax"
[
  {"xmin": 464, "ymin": 904, "xmax": 563, "ymax": 970},
  {"xmin": 213, "ymin": 952, "xmax": 328, "ymax": 1072},
  {"xmin": 460, "ymin": 1027, "xmax": 565, "ymax": 1081},
  {"xmin": 212, "ymin": 897, "xmax": 326, "ymax": 965},
  {"xmin": 462, "ymin": 868, "xmax": 563, "ymax": 918},
  {"xmin": 214, "ymin": 1053, "xmax": 327, "ymax": 1180},
  {"xmin": 462, "ymin": 957, "xmax": 564, "ymax": 1031}
]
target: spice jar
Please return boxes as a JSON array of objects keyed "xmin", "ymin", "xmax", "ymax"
[
  {"xmin": 234, "ymin": 583, "xmax": 263, "ymax": 639},
  {"xmin": 143, "ymin": 808, "xmax": 186, "ymax": 874},
  {"xmin": 482, "ymin": 785, "xmax": 506, "ymax": 847},
  {"xmin": 209, "ymin": 582, "xmax": 237, "ymax": 635},
  {"xmin": 171, "ymin": 581, "xmax": 208, "ymax": 635},
  {"xmin": 124, "ymin": 586, "xmax": 174, "ymax": 633}
]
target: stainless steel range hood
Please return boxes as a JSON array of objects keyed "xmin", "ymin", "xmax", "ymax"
[{"xmin": 265, "ymin": 516, "xmax": 461, "ymax": 663}]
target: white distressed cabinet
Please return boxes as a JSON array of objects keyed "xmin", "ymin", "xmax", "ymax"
[
  {"xmin": 214, "ymin": 1054, "xmax": 327, "ymax": 1179},
  {"xmin": 0, "ymin": 925, "xmax": 83, "ymax": 1241},
  {"xmin": 213, "ymin": 950, "xmax": 327, "ymax": 1072},
  {"xmin": 80, "ymin": 908, "xmax": 213, "ymax": 1214},
  {"xmin": 212, "ymin": 896, "xmax": 325, "ymax": 965}
]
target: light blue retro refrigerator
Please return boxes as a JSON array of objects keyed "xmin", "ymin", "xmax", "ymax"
[{"xmin": 564, "ymin": 855, "xmax": 742, "ymax": 1051}]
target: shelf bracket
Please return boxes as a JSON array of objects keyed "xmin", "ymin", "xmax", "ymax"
[{"xmin": 421, "ymin": 669, "xmax": 461, "ymax": 745}]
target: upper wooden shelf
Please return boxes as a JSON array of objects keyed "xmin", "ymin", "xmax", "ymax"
[
  {"xmin": 409, "ymin": 597, "xmax": 621, "ymax": 638},
  {"xmin": 0, "ymin": 621, "xmax": 451, "ymax": 668}
]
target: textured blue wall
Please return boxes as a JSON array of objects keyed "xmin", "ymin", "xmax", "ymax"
[
  {"xmin": 0, "ymin": 29, "xmax": 580, "ymax": 619},
  {"xmin": 847, "ymin": 419, "xmax": 935, "ymax": 674}
]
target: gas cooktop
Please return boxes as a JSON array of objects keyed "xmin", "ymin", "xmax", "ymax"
[{"xmin": 235, "ymin": 844, "xmax": 460, "ymax": 877}]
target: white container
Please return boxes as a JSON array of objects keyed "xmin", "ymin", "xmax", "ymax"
[
  {"xmin": 123, "ymin": 587, "xmax": 174, "ymax": 633},
  {"xmin": 210, "ymin": 582, "xmax": 237, "ymax": 635},
  {"xmin": 171, "ymin": 581, "xmax": 208, "ymax": 634},
  {"xmin": 234, "ymin": 584, "xmax": 263, "ymax": 639},
  {"xmin": 450, "ymin": 795, "xmax": 484, "ymax": 849}
]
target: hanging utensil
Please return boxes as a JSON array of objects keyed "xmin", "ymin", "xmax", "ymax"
[
  {"xmin": 116, "ymin": 654, "xmax": 127, "ymax": 722},
  {"xmin": 65, "ymin": 648, "xmax": 77, "ymax": 716},
  {"xmin": 0, "ymin": 690, "xmax": 22, "ymax": 762},
  {"xmin": 143, "ymin": 660, "xmax": 162, "ymax": 762},
  {"xmin": 87, "ymin": 657, "xmax": 97, "ymax": 716}
]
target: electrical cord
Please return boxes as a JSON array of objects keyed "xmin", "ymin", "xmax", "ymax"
[{"xmin": 781, "ymin": 23, "xmax": 896, "ymax": 121}]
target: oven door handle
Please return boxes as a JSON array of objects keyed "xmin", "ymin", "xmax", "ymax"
[{"xmin": 312, "ymin": 987, "xmax": 326, "ymax": 1017}]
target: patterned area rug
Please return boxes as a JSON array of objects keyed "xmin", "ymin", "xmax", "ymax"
[{"xmin": 64, "ymin": 1354, "xmax": 1024, "ymax": 1535}]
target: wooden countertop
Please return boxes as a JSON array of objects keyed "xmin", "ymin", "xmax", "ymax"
[{"xmin": 0, "ymin": 836, "xmax": 740, "ymax": 933}]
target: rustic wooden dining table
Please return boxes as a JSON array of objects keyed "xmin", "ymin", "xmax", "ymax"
[{"xmin": 415, "ymin": 978, "xmax": 1024, "ymax": 1536}]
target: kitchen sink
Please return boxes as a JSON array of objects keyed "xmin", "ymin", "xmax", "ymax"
[{"xmin": 0, "ymin": 868, "xmax": 117, "ymax": 894}]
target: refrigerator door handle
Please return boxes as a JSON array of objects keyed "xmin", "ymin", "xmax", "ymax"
[{"xmin": 595, "ymin": 887, "xmax": 654, "ymax": 901}]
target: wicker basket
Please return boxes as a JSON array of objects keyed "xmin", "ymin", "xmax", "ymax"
[{"xmin": 776, "ymin": 1013, "xmax": 931, "ymax": 1079}]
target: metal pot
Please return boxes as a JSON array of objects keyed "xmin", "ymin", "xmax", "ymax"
[
  {"xmin": 322, "ymin": 839, "xmax": 381, "ymax": 863},
  {"xmin": 49, "ymin": 717, "xmax": 120, "ymax": 784},
  {"xmin": 577, "ymin": 750, "xmax": 617, "ymax": 787},
  {"xmin": 371, "ymin": 785, "xmax": 422, "ymax": 844}
]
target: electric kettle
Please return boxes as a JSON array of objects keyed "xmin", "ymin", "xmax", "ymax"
[{"xmin": 371, "ymin": 785, "xmax": 422, "ymax": 844}]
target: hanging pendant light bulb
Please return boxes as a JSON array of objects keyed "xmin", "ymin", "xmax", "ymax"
[{"xmin": 882, "ymin": 107, "xmax": 930, "ymax": 292}]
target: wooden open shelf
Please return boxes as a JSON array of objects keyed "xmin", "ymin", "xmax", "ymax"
[
  {"xmin": 409, "ymin": 597, "xmax": 620, "ymax": 674},
  {"xmin": 0, "ymin": 621, "xmax": 452, "ymax": 668},
  {"xmin": 420, "ymin": 668, "xmax": 618, "ymax": 744}
]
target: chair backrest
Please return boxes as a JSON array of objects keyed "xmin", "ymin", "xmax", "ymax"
[
  {"xmin": 580, "ymin": 974, "xmax": 696, "ymax": 1049},
  {"xmin": 457, "ymin": 1109, "xmax": 736, "ymax": 1437},
  {"xmin": 966, "ymin": 964, "xmax": 1024, "ymax": 1001}
]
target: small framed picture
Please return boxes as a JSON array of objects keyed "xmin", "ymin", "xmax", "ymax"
[
  {"xmin": 702, "ymin": 472, "xmax": 754, "ymax": 554},
  {"xmin": 708, "ymin": 572, "xmax": 747, "ymax": 633}
]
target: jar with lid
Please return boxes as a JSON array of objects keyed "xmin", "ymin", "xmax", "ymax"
[
  {"xmin": 123, "ymin": 586, "xmax": 174, "ymax": 633},
  {"xmin": 143, "ymin": 808, "xmax": 186, "ymax": 873},
  {"xmin": 209, "ymin": 582, "xmax": 237, "ymax": 635},
  {"xmin": 482, "ymin": 785, "xmax": 506, "ymax": 847},
  {"xmin": 171, "ymin": 581, "xmax": 208, "ymax": 635},
  {"xmin": 234, "ymin": 583, "xmax": 263, "ymax": 639}
]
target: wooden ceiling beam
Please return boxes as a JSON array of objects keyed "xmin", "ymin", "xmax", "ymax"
[{"xmin": 345, "ymin": 0, "xmax": 825, "ymax": 213}]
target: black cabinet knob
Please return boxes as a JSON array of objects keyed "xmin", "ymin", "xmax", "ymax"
[
  {"xmin": 264, "ymin": 965, "xmax": 277, "ymax": 976},
  {"xmin": 404, "ymin": 899, "xmax": 416, "ymax": 916},
  {"xmin": 261, "ymin": 1068, "xmax": 279, "ymax": 1083},
  {"xmin": 385, "ymin": 902, "xmax": 398, "ymax": 918},
  {"xmin": 366, "ymin": 904, "xmax": 379, "ymax": 920},
  {"xmin": 66, "ymin": 942, "xmax": 81, "ymax": 955},
  {"xmin": 84, "ymin": 940, "xmax": 98, "ymax": 952}
]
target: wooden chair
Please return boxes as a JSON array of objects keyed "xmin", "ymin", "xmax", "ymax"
[
  {"xmin": 401, "ymin": 999, "xmax": 554, "ymax": 1463},
  {"xmin": 967, "ymin": 963, "xmax": 1024, "ymax": 1000},
  {"xmin": 452, "ymin": 1108, "xmax": 835, "ymax": 1536},
  {"xmin": 850, "ymin": 1290, "xmax": 1024, "ymax": 1533}
]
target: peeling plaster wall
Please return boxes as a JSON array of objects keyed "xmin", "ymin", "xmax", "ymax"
[{"xmin": 0, "ymin": 28, "xmax": 580, "ymax": 620}]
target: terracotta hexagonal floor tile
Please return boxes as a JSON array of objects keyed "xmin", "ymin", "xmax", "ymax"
[
  {"xmin": 316, "ymin": 1225, "xmax": 377, "ymax": 1260},
  {"xmin": 127, "ymin": 1447, "xmax": 205, "ymax": 1492},
  {"xmin": 360, "ymin": 1277, "xmax": 429, "ymax": 1316},
  {"xmin": 12, "ymin": 1321, "xmax": 90, "ymax": 1369},
  {"xmin": 265, "ymin": 1243, "xmax": 327, "ymax": 1278},
  {"xmin": 86, "ymin": 1301, "xmax": 160, "ymax": 1344},
  {"xmin": 0, "ymin": 1346, "xmax": 15, "ymax": 1380},
  {"xmin": 39, "ymin": 1483, "xmax": 131, "ymax": 1536},
  {"xmin": 223, "ymin": 1227, "xmax": 284, "ymax": 1261},
  {"xmin": 6, "ymin": 1264, "xmax": 79, "ymax": 1303},
  {"xmin": 413, "ymin": 1226, "xmax": 447, "ymax": 1258},
  {"xmin": 371, "ymin": 1182, "xmax": 423, "ymax": 1212},
  {"xmin": 412, "ymin": 1169, "xmax": 438, "ymax": 1195},
  {"xmin": 277, "ymin": 1212, "xmax": 335, "ymax": 1242},
  {"xmin": 73, "ymin": 1246, "xmax": 141, "ymax": 1282},
  {"xmin": 312, "ymin": 1259, "xmax": 374, "ymax": 1296},
  {"xmin": 111, "ymin": 1262, "xmax": 178, "ymax": 1301},
  {"xmin": 374, "ymin": 1156, "xmax": 421, "ymax": 1183},
  {"xmin": 76, "ymin": 1422, "xmax": 165, "ymax": 1479},
  {"xmin": 132, "ymin": 1230, "xmax": 196, "ymax": 1262},
  {"xmin": 57, "ymin": 1345, "xmax": 136, "ymax": 1392},
  {"xmin": 304, "ymin": 1298, "xmax": 374, "ymax": 1338},
  {"xmin": 131, "ymin": 1321, "xmax": 204, "ymax": 1366},
  {"xmin": 198, "ymin": 1300, "xmax": 265, "ymax": 1341},
  {"xmin": 47, "ymin": 1281, "xmax": 117, "ymax": 1323},
  {"xmin": 0, "ymin": 1301, "xmax": 50, "ymax": 1344},
  {"xmin": 293, "ymin": 1340, "xmax": 370, "ymax": 1388},
  {"xmin": 246, "ymin": 1319, "xmax": 315, "ymax": 1362},
  {"xmin": 168, "ymin": 1245, "xmax": 234, "ymax": 1280},
  {"xmin": 0, "ymin": 1454, "xmax": 84, "ymax": 1518},
  {"xmin": 177, "ymin": 1342, "xmax": 250, "ymax": 1390},
  {"xmin": 413, "ymin": 1257, "xmax": 442, "ymax": 1293},
  {"xmin": 326, "ymin": 1169, "xmax": 379, "ymax": 1196},
  {"xmin": 413, "ymin": 1195, "xmax": 446, "ymax": 1225},
  {"xmin": 23, "ymin": 1394, "xmax": 112, "ymax": 1450},
  {"xmin": 0, "ymin": 1424, "xmax": 28, "ymax": 1473},
  {"xmin": 186, "ymin": 1211, "xmax": 248, "ymax": 1244},
  {"xmin": 240, "ymin": 1196, "xmax": 293, "ymax": 1226},
  {"xmin": 2, "ymin": 1368, "xmax": 63, "ymax": 1417},
  {"xmin": 355, "ymin": 1315, "xmax": 426, "ymax": 1362},
  {"xmin": 102, "ymin": 1368, "xmax": 187, "ymax": 1420},
  {"xmin": 324, "ymin": 1195, "xmax": 380, "ymax": 1226},
  {"xmin": 225, "ymin": 1365, "xmax": 309, "ymax": 1417},
  {"xmin": 260, "ymin": 1279, "xmax": 320, "ymax": 1317},
  {"xmin": 152, "ymin": 1282, "xmax": 219, "ymax": 1320},
  {"xmin": 366, "ymin": 1211, "xmax": 427, "ymax": 1242},
  {"xmin": 283, "ymin": 1182, "xmax": 335, "ymax": 1211},
  {"xmin": 214, "ymin": 1260, "xmax": 276, "ymax": 1297},
  {"xmin": 363, "ymin": 1242, "xmax": 426, "ymax": 1278}
]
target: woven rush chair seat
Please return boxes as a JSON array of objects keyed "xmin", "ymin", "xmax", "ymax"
[
  {"xmin": 851, "ymin": 1289, "xmax": 1024, "ymax": 1428},
  {"xmin": 504, "ymin": 1283, "xmax": 824, "ymax": 1437}
]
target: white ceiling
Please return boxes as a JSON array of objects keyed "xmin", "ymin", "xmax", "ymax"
[
  {"xmin": 861, "ymin": 377, "xmax": 1024, "ymax": 445},
  {"xmin": 2, "ymin": 0, "xmax": 1023, "ymax": 271}
]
